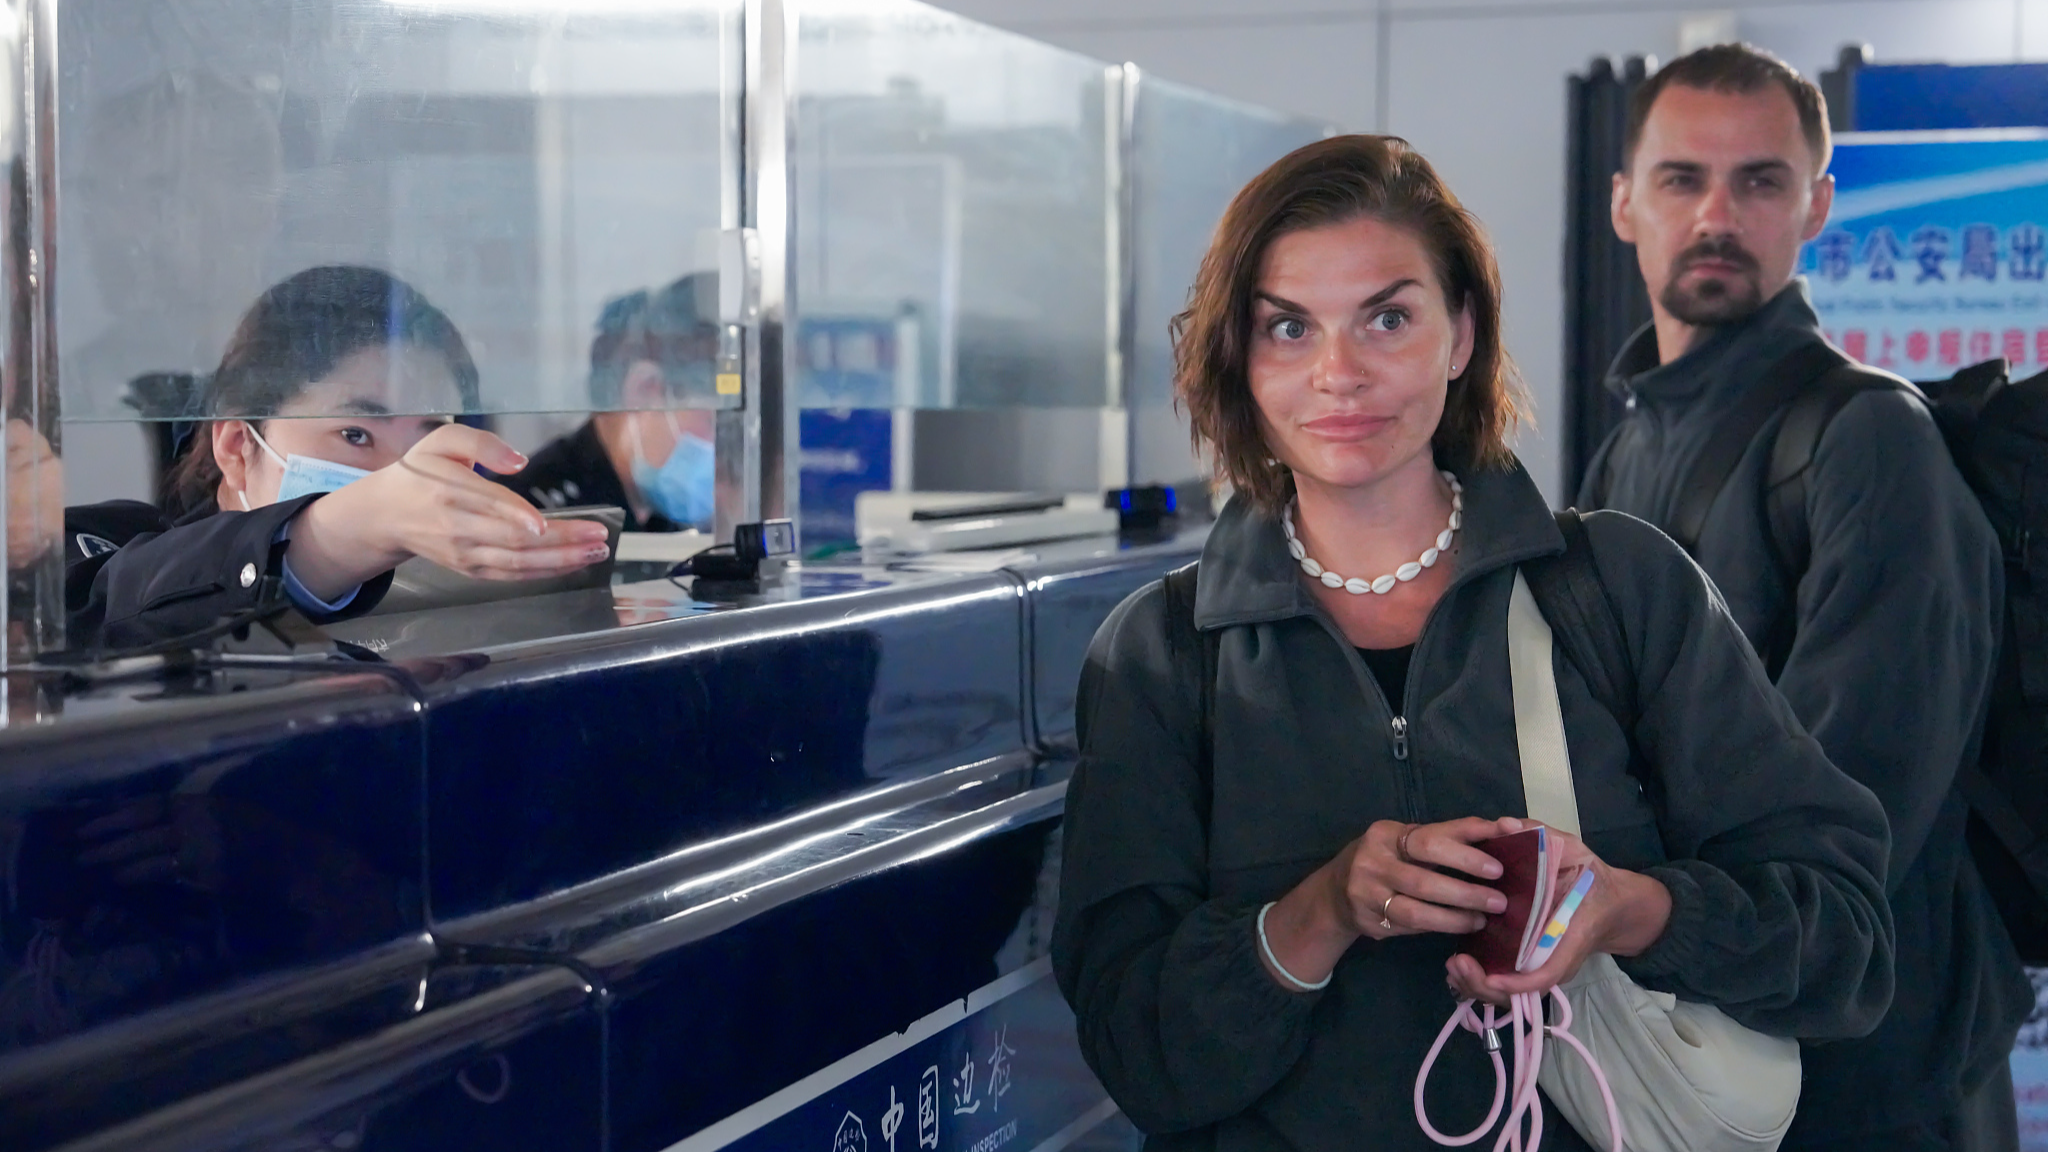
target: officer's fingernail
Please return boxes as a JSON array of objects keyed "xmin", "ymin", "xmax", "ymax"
[{"xmin": 586, "ymin": 544, "xmax": 612, "ymax": 562}]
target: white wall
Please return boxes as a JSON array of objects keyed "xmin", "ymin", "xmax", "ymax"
[{"xmin": 925, "ymin": 0, "xmax": 2042, "ymax": 501}]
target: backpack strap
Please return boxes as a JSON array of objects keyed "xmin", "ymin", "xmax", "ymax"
[
  {"xmin": 1521, "ymin": 510, "xmax": 1639, "ymax": 738},
  {"xmin": 1159, "ymin": 562, "xmax": 1218, "ymax": 824},
  {"xmin": 1668, "ymin": 341, "xmax": 1846, "ymax": 556},
  {"xmin": 1754, "ymin": 364, "xmax": 1918, "ymax": 673},
  {"xmin": 1762, "ymin": 364, "xmax": 1921, "ymax": 582}
]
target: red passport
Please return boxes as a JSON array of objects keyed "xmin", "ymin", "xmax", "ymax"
[{"xmin": 1463, "ymin": 826, "xmax": 1552, "ymax": 976}]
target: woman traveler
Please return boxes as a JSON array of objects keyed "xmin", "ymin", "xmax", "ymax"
[
  {"xmin": 66, "ymin": 265, "xmax": 612, "ymax": 649},
  {"xmin": 1050, "ymin": 135, "xmax": 1895, "ymax": 1151}
]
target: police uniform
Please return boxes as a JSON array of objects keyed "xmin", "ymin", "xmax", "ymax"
[
  {"xmin": 64, "ymin": 496, "xmax": 394, "ymax": 651},
  {"xmin": 492, "ymin": 419, "xmax": 680, "ymax": 533}
]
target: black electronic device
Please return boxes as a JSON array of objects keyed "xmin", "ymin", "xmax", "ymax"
[{"xmin": 672, "ymin": 517, "xmax": 796, "ymax": 584}]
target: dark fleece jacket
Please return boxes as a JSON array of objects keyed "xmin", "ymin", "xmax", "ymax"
[
  {"xmin": 1054, "ymin": 457, "xmax": 1895, "ymax": 1152},
  {"xmin": 1580, "ymin": 279, "xmax": 2030, "ymax": 1141}
]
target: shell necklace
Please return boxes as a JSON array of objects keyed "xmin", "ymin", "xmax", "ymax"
[{"xmin": 1282, "ymin": 470, "xmax": 1463, "ymax": 595}]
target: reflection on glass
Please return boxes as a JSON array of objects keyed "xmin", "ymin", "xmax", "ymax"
[
  {"xmin": 166, "ymin": 266, "xmax": 477, "ymax": 518},
  {"xmin": 493, "ymin": 274, "xmax": 720, "ymax": 532},
  {"xmin": 793, "ymin": 0, "xmax": 1112, "ymax": 410},
  {"xmin": 64, "ymin": 266, "xmax": 614, "ymax": 653},
  {"xmin": 1127, "ymin": 78, "xmax": 1329, "ymax": 483},
  {"xmin": 56, "ymin": 0, "xmax": 737, "ymax": 421}
]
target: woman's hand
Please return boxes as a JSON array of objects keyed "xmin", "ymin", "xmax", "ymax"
[
  {"xmin": 287, "ymin": 425, "xmax": 612, "ymax": 600},
  {"xmin": 1258, "ymin": 815, "xmax": 1521, "ymax": 992},
  {"xmin": 1445, "ymin": 820, "xmax": 1672, "ymax": 1006}
]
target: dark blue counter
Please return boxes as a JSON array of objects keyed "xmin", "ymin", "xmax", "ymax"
[{"xmin": 0, "ymin": 525, "xmax": 1205, "ymax": 1152}]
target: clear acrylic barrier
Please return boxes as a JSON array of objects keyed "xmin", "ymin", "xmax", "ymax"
[
  {"xmin": 1126, "ymin": 77, "xmax": 1329, "ymax": 484},
  {"xmin": 56, "ymin": 0, "xmax": 740, "ymax": 424},
  {"xmin": 791, "ymin": 0, "xmax": 1112, "ymax": 411}
]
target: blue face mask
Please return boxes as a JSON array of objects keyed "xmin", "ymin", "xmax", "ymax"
[
  {"xmin": 629, "ymin": 416, "xmax": 716, "ymax": 528},
  {"xmin": 241, "ymin": 421, "xmax": 373, "ymax": 508}
]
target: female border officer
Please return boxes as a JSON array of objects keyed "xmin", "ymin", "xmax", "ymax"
[{"xmin": 65, "ymin": 265, "xmax": 611, "ymax": 650}]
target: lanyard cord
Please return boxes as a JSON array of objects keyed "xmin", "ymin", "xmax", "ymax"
[{"xmin": 1414, "ymin": 987, "xmax": 1622, "ymax": 1152}]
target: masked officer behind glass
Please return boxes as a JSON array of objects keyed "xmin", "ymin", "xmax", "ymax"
[
  {"xmin": 64, "ymin": 265, "xmax": 612, "ymax": 650},
  {"xmin": 1580, "ymin": 44, "xmax": 2029, "ymax": 1152},
  {"xmin": 494, "ymin": 274, "xmax": 719, "ymax": 533}
]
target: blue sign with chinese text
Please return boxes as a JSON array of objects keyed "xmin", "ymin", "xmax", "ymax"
[
  {"xmin": 662, "ymin": 961, "xmax": 1120, "ymax": 1152},
  {"xmin": 1803, "ymin": 130, "xmax": 2048, "ymax": 380}
]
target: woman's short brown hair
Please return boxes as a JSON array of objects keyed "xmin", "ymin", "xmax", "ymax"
[{"xmin": 1173, "ymin": 134, "xmax": 1529, "ymax": 514}]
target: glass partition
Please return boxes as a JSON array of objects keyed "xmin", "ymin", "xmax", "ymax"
[
  {"xmin": 3, "ymin": 2, "xmax": 50, "ymax": 668},
  {"xmin": 4, "ymin": 0, "xmax": 1338, "ymax": 664},
  {"xmin": 55, "ymin": 0, "xmax": 741, "ymax": 425},
  {"xmin": 1126, "ymin": 77, "xmax": 1329, "ymax": 485},
  {"xmin": 790, "ymin": 0, "xmax": 1113, "ymax": 411}
]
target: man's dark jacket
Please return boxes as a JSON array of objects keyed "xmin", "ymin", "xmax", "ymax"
[
  {"xmin": 1579, "ymin": 279, "xmax": 2031, "ymax": 1140},
  {"xmin": 1054, "ymin": 458, "xmax": 1895, "ymax": 1151},
  {"xmin": 491, "ymin": 419, "xmax": 679, "ymax": 533}
]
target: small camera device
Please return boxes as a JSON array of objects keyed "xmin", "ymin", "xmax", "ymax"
[
  {"xmin": 673, "ymin": 517, "xmax": 796, "ymax": 583},
  {"xmin": 736, "ymin": 518, "xmax": 796, "ymax": 562}
]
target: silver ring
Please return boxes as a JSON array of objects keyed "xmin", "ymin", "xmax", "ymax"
[{"xmin": 1380, "ymin": 892, "xmax": 1397, "ymax": 931}]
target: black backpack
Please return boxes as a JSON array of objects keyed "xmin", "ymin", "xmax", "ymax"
[{"xmin": 1665, "ymin": 347, "xmax": 2048, "ymax": 961}]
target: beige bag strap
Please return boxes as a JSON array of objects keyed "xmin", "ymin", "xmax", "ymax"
[{"xmin": 1509, "ymin": 572, "xmax": 1582, "ymax": 836}]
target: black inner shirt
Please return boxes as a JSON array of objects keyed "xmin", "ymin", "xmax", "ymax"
[{"xmin": 1356, "ymin": 645, "xmax": 1416, "ymax": 712}]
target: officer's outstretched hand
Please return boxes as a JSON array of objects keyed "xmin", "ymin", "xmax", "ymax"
[{"xmin": 288, "ymin": 424, "xmax": 611, "ymax": 601}]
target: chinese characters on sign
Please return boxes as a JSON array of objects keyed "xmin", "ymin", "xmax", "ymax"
[
  {"xmin": 1814, "ymin": 222, "xmax": 2047, "ymax": 289},
  {"xmin": 1804, "ymin": 134, "xmax": 2048, "ymax": 382},
  {"xmin": 918, "ymin": 1065, "xmax": 940, "ymax": 1149},
  {"xmin": 903, "ymin": 1028, "xmax": 1026, "ymax": 1151},
  {"xmin": 1824, "ymin": 325, "xmax": 2048, "ymax": 372},
  {"xmin": 985, "ymin": 1027, "xmax": 1015, "ymax": 1115},
  {"xmin": 712, "ymin": 965, "xmax": 1101, "ymax": 1152},
  {"xmin": 883, "ymin": 1086, "xmax": 905, "ymax": 1152},
  {"xmin": 1810, "ymin": 219, "xmax": 2048, "ymax": 376},
  {"xmin": 951, "ymin": 1049, "xmax": 981, "ymax": 1116}
]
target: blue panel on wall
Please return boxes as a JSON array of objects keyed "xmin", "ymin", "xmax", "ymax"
[{"xmin": 1855, "ymin": 64, "xmax": 2048, "ymax": 131}]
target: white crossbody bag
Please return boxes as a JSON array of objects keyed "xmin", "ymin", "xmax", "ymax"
[{"xmin": 1506, "ymin": 572, "xmax": 1803, "ymax": 1152}]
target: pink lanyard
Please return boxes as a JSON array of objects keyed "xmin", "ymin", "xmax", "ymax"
[{"xmin": 1413, "ymin": 987, "xmax": 1623, "ymax": 1152}]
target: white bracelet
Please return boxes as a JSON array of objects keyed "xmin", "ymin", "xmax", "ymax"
[{"xmin": 1257, "ymin": 901, "xmax": 1332, "ymax": 992}]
